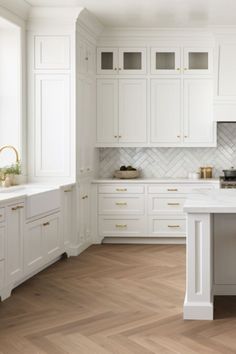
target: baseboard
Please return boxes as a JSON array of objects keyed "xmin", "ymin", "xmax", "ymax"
[
  {"xmin": 183, "ymin": 296, "xmax": 214, "ymax": 320},
  {"xmin": 67, "ymin": 241, "xmax": 93, "ymax": 257},
  {"xmin": 102, "ymin": 237, "xmax": 186, "ymax": 244},
  {"xmin": 214, "ymin": 284, "xmax": 236, "ymax": 295}
]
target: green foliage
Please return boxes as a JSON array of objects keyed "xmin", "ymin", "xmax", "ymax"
[{"xmin": 0, "ymin": 162, "xmax": 21, "ymax": 180}]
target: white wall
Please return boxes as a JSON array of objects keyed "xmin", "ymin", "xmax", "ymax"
[{"xmin": 0, "ymin": 24, "xmax": 21, "ymax": 166}]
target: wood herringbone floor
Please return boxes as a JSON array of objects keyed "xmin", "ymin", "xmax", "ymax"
[{"xmin": 0, "ymin": 244, "xmax": 236, "ymax": 354}]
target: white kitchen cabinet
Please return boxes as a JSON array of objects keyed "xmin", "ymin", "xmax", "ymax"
[
  {"xmin": 77, "ymin": 77, "xmax": 96, "ymax": 175},
  {"xmin": 6, "ymin": 202, "xmax": 24, "ymax": 284},
  {"xmin": 119, "ymin": 79, "xmax": 147, "ymax": 143},
  {"xmin": 151, "ymin": 48, "xmax": 181, "ymax": 75},
  {"xmin": 148, "ymin": 216, "xmax": 186, "ymax": 237},
  {"xmin": 35, "ymin": 74, "xmax": 71, "ymax": 177},
  {"xmin": 0, "ymin": 226, "xmax": 5, "ymax": 261},
  {"xmin": 78, "ymin": 180, "xmax": 91, "ymax": 243},
  {"xmin": 25, "ymin": 212, "xmax": 61, "ymax": 274},
  {"xmin": 119, "ymin": 48, "xmax": 146, "ymax": 75},
  {"xmin": 62, "ymin": 186, "xmax": 75, "ymax": 249},
  {"xmin": 77, "ymin": 39, "xmax": 95, "ymax": 76},
  {"xmin": 183, "ymin": 47, "xmax": 213, "ymax": 75},
  {"xmin": 24, "ymin": 218, "xmax": 45, "ymax": 274},
  {"xmin": 97, "ymin": 48, "xmax": 118, "ymax": 75},
  {"xmin": 35, "ymin": 35, "xmax": 70, "ymax": 70},
  {"xmin": 183, "ymin": 79, "xmax": 214, "ymax": 144},
  {"xmin": 96, "ymin": 79, "xmax": 147, "ymax": 144},
  {"xmin": 97, "ymin": 79, "xmax": 118, "ymax": 143},
  {"xmin": 44, "ymin": 213, "xmax": 62, "ymax": 262},
  {"xmin": 97, "ymin": 47, "xmax": 146, "ymax": 75},
  {"xmin": 151, "ymin": 79, "xmax": 181, "ymax": 143}
]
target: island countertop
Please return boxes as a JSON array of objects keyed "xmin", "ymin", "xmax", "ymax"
[{"xmin": 184, "ymin": 189, "xmax": 236, "ymax": 213}]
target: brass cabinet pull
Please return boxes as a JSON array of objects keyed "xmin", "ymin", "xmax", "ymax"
[
  {"xmin": 118, "ymin": 135, "xmax": 122, "ymax": 138},
  {"xmin": 177, "ymin": 135, "xmax": 180, "ymax": 138},
  {"xmin": 116, "ymin": 202, "xmax": 127, "ymax": 206},
  {"xmin": 168, "ymin": 203, "xmax": 180, "ymax": 206},
  {"xmin": 43, "ymin": 222, "xmax": 50, "ymax": 226},
  {"xmin": 82, "ymin": 195, "xmax": 88, "ymax": 200},
  {"xmin": 115, "ymin": 224, "xmax": 127, "ymax": 228},
  {"xmin": 168, "ymin": 225, "xmax": 180, "ymax": 228},
  {"xmin": 167, "ymin": 188, "xmax": 178, "ymax": 192},
  {"xmin": 114, "ymin": 68, "xmax": 117, "ymax": 70},
  {"xmin": 114, "ymin": 135, "xmax": 118, "ymax": 138},
  {"xmin": 64, "ymin": 189, "xmax": 72, "ymax": 193},
  {"xmin": 116, "ymin": 188, "xmax": 127, "ymax": 192},
  {"xmin": 184, "ymin": 135, "xmax": 188, "ymax": 138},
  {"xmin": 11, "ymin": 205, "xmax": 24, "ymax": 211}
]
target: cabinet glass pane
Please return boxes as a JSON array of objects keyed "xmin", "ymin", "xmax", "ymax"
[
  {"xmin": 156, "ymin": 52, "xmax": 175, "ymax": 70},
  {"xmin": 123, "ymin": 52, "xmax": 141, "ymax": 70},
  {"xmin": 101, "ymin": 52, "xmax": 113, "ymax": 70},
  {"xmin": 188, "ymin": 52, "xmax": 208, "ymax": 70}
]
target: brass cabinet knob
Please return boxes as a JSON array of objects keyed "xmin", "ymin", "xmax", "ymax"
[
  {"xmin": 114, "ymin": 135, "xmax": 118, "ymax": 138},
  {"xmin": 177, "ymin": 135, "xmax": 180, "ymax": 138},
  {"xmin": 43, "ymin": 222, "xmax": 50, "ymax": 226},
  {"xmin": 119, "ymin": 135, "xmax": 122, "ymax": 138},
  {"xmin": 114, "ymin": 68, "xmax": 117, "ymax": 70},
  {"xmin": 184, "ymin": 135, "xmax": 188, "ymax": 138},
  {"xmin": 82, "ymin": 195, "xmax": 88, "ymax": 200},
  {"xmin": 177, "ymin": 68, "xmax": 180, "ymax": 71}
]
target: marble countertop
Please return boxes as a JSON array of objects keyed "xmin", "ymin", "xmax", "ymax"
[
  {"xmin": 184, "ymin": 189, "xmax": 236, "ymax": 213},
  {"xmin": 92, "ymin": 178, "xmax": 220, "ymax": 184}
]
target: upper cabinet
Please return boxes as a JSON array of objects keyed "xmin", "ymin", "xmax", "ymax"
[
  {"xmin": 150, "ymin": 47, "xmax": 213, "ymax": 75},
  {"xmin": 97, "ymin": 47, "xmax": 146, "ymax": 75},
  {"xmin": 151, "ymin": 48, "xmax": 181, "ymax": 75},
  {"xmin": 97, "ymin": 79, "xmax": 147, "ymax": 145},
  {"xmin": 77, "ymin": 39, "xmax": 96, "ymax": 76},
  {"xmin": 183, "ymin": 47, "xmax": 213, "ymax": 75},
  {"xmin": 35, "ymin": 36, "xmax": 70, "ymax": 70}
]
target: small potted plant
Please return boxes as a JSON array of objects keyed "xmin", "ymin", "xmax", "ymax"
[{"xmin": 0, "ymin": 162, "xmax": 21, "ymax": 187}]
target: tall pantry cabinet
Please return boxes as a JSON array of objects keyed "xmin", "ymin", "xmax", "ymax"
[{"xmin": 27, "ymin": 8, "xmax": 102, "ymax": 250}]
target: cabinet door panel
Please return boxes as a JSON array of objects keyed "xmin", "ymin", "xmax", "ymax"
[
  {"xmin": 218, "ymin": 44, "xmax": 236, "ymax": 96},
  {"xmin": 44, "ymin": 214, "xmax": 61, "ymax": 262},
  {"xmin": 119, "ymin": 79, "xmax": 147, "ymax": 143},
  {"xmin": 119, "ymin": 48, "xmax": 146, "ymax": 74},
  {"xmin": 0, "ymin": 227, "xmax": 5, "ymax": 261},
  {"xmin": 97, "ymin": 79, "xmax": 118, "ymax": 143},
  {"xmin": 35, "ymin": 74, "xmax": 70, "ymax": 176},
  {"xmin": 151, "ymin": 79, "xmax": 181, "ymax": 143},
  {"xmin": 62, "ymin": 187, "xmax": 75, "ymax": 247},
  {"xmin": 25, "ymin": 221, "xmax": 44, "ymax": 274},
  {"xmin": 35, "ymin": 36, "xmax": 70, "ymax": 70},
  {"xmin": 78, "ymin": 78, "xmax": 95, "ymax": 174},
  {"xmin": 151, "ymin": 48, "xmax": 181, "ymax": 75},
  {"xmin": 183, "ymin": 47, "xmax": 213, "ymax": 75},
  {"xmin": 97, "ymin": 48, "xmax": 118, "ymax": 75},
  {"xmin": 184, "ymin": 79, "xmax": 214, "ymax": 144},
  {"xmin": 6, "ymin": 203, "xmax": 24, "ymax": 284}
]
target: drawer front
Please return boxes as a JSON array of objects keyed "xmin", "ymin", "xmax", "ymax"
[
  {"xmin": 148, "ymin": 195, "xmax": 185, "ymax": 214},
  {"xmin": 148, "ymin": 184, "xmax": 215, "ymax": 194},
  {"xmin": 99, "ymin": 195, "xmax": 145, "ymax": 215},
  {"xmin": 0, "ymin": 227, "xmax": 5, "ymax": 261},
  {"xmin": 0, "ymin": 208, "xmax": 5, "ymax": 223},
  {"xmin": 149, "ymin": 216, "xmax": 186, "ymax": 237},
  {"xmin": 98, "ymin": 184, "xmax": 144, "ymax": 194},
  {"xmin": 0, "ymin": 261, "xmax": 5, "ymax": 289},
  {"xmin": 99, "ymin": 216, "xmax": 146, "ymax": 237}
]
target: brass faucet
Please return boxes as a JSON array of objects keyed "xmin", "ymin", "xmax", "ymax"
[{"xmin": 0, "ymin": 145, "xmax": 20, "ymax": 164}]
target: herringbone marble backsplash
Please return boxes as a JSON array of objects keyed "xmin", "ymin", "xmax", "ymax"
[{"xmin": 99, "ymin": 123, "xmax": 236, "ymax": 178}]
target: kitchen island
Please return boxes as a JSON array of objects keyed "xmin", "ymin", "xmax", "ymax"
[{"xmin": 184, "ymin": 189, "xmax": 236, "ymax": 320}]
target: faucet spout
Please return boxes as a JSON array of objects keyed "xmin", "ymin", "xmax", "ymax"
[{"xmin": 0, "ymin": 145, "xmax": 20, "ymax": 164}]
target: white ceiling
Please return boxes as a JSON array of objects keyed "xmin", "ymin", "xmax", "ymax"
[{"xmin": 25, "ymin": 0, "xmax": 236, "ymax": 27}]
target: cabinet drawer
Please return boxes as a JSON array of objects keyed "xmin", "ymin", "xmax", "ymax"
[
  {"xmin": 99, "ymin": 216, "xmax": 146, "ymax": 237},
  {"xmin": 148, "ymin": 195, "xmax": 185, "ymax": 214},
  {"xmin": 98, "ymin": 184, "xmax": 144, "ymax": 194},
  {"xmin": 99, "ymin": 195, "xmax": 144, "ymax": 215},
  {"xmin": 0, "ymin": 261, "xmax": 4, "ymax": 289},
  {"xmin": 149, "ymin": 216, "xmax": 186, "ymax": 237},
  {"xmin": 0, "ymin": 208, "xmax": 5, "ymax": 223},
  {"xmin": 148, "ymin": 184, "xmax": 214, "ymax": 194},
  {"xmin": 0, "ymin": 227, "xmax": 5, "ymax": 261}
]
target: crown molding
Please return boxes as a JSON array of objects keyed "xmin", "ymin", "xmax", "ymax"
[
  {"xmin": 76, "ymin": 8, "xmax": 104, "ymax": 38},
  {"xmin": 0, "ymin": 0, "xmax": 30, "ymax": 21}
]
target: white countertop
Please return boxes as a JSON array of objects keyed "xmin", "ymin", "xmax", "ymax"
[
  {"xmin": 0, "ymin": 182, "xmax": 76, "ymax": 205},
  {"xmin": 184, "ymin": 189, "xmax": 236, "ymax": 213},
  {"xmin": 92, "ymin": 178, "xmax": 219, "ymax": 184}
]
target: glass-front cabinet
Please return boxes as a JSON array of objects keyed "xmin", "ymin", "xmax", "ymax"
[
  {"xmin": 183, "ymin": 48, "xmax": 213, "ymax": 74},
  {"xmin": 151, "ymin": 48, "xmax": 181, "ymax": 74},
  {"xmin": 97, "ymin": 47, "xmax": 146, "ymax": 74}
]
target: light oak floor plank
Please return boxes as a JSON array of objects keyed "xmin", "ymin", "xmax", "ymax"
[{"xmin": 0, "ymin": 244, "xmax": 236, "ymax": 353}]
